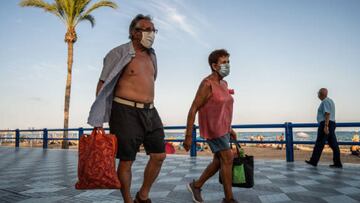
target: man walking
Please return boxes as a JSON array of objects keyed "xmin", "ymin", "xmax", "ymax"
[
  {"xmin": 88, "ymin": 14, "xmax": 166, "ymax": 203},
  {"xmin": 305, "ymin": 88, "xmax": 342, "ymax": 168}
]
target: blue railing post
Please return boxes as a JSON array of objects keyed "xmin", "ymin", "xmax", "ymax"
[
  {"xmin": 15, "ymin": 129, "xmax": 20, "ymax": 148},
  {"xmin": 43, "ymin": 128, "xmax": 48, "ymax": 149},
  {"xmin": 285, "ymin": 122, "xmax": 294, "ymax": 162},
  {"xmin": 190, "ymin": 125, "xmax": 197, "ymax": 157},
  {"xmin": 78, "ymin": 127, "xmax": 84, "ymax": 138}
]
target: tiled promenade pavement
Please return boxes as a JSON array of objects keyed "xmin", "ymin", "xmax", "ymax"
[{"xmin": 0, "ymin": 147, "xmax": 360, "ymax": 203}]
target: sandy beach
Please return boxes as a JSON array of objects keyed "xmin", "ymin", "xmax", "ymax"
[
  {"xmin": 1, "ymin": 141, "xmax": 359, "ymax": 164},
  {"xmin": 166, "ymin": 143, "xmax": 360, "ymax": 164}
]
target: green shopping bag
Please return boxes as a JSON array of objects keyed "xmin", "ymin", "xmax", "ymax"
[
  {"xmin": 232, "ymin": 146, "xmax": 246, "ymax": 184},
  {"xmin": 219, "ymin": 142, "xmax": 254, "ymax": 188},
  {"xmin": 233, "ymin": 163, "xmax": 246, "ymax": 184}
]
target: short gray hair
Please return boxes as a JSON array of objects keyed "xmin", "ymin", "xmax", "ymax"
[{"xmin": 129, "ymin": 14, "xmax": 152, "ymax": 39}]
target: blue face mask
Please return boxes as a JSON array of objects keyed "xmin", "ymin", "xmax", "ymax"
[{"xmin": 218, "ymin": 63, "xmax": 230, "ymax": 77}]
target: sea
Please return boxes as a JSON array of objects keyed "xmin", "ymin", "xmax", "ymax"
[
  {"xmin": 0, "ymin": 130, "xmax": 358, "ymax": 142},
  {"xmin": 163, "ymin": 131, "xmax": 359, "ymax": 142}
]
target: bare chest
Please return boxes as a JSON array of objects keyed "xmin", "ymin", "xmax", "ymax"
[{"xmin": 122, "ymin": 54, "xmax": 154, "ymax": 78}]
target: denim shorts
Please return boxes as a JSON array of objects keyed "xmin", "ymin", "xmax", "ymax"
[{"xmin": 206, "ymin": 133, "xmax": 231, "ymax": 153}]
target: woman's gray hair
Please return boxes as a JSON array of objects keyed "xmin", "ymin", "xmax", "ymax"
[{"xmin": 129, "ymin": 14, "xmax": 152, "ymax": 39}]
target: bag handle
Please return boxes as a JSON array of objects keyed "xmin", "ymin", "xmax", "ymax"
[
  {"xmin": 231, "ymin": 141, "xmax": 242, "ymax": 156},
  {"xmin": 91, "ymin": 127, "xmax": 105, "ymax": 137}
]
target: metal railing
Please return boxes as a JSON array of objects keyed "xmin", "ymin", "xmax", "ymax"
[{"xmin": 1, "ymin": 122, "xmax": 359, "ymax": 162}]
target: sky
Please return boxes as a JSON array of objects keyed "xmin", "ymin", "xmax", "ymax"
[{"xmin": 0, "ymin": 0, "xmax": 359, "ymax": 130}]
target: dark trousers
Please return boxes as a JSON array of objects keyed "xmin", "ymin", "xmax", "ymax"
[{"xmin": 310, "ymin": 121, "xmax": 342, "ymax": 165}]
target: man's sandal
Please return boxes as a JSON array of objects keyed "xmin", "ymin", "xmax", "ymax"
[{"xmin": 134, "ymin": 192, "xmax": 152, "ymax": 203}]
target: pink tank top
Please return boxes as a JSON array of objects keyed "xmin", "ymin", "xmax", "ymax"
[{"xmin": 198, "ymin": 79, "xmax": 234, "ymax": 140}]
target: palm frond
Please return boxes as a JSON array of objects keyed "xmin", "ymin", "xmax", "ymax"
[
  {"xmin": 20, "ymin": 0, "xmax": 65, "ymax": 22},
  {"xmin": 79, "ymin": 14, "xmax": 95, "ymax": 27},
  {"xmin": 20, "ymin": 0, "xmax": 52, "ymax": 10},
  {"xmin": 61, "ymin": 0, "xmax": 71, "ymax": 17},
  {"xmin": 82, "ymin": 0, "xmax": 118, "ymax": 17},
  {"xmin": 54, "ymin": 1, "xmax": 65, "ymax": 18},
  {"xmin": 54, "ymin": 0, "xmax": 70, "ymax": 24},
  {"xmin": 64, "ymin": 0, "xmax": 75, "ymax": 26},
  {"xmin": 75, "ymin": 0, "xmax": 92, "ymax": 17},
  {"xmin": 21, "ymin": 0, "xmax": 118, "ymax": 29}
]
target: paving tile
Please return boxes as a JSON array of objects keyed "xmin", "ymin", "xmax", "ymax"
[
  {"xmin": 335, "ymin": 187, "xmax": 360, "ymax": 195},
  {"xmin": 259, "ymin": 193, "xmax": 290, "ymax": 203},
  {"xmin": 74, "ymin": 190, "xmax": 117, "ymax": 197},
  {"xmin": 17, "ymin": 196, "xmax": 67, "ymax": 203},
  {"xmin": 295, "ymin": 179, "xmax": 320, "ymax": 186},
  {"xmin": 157, "ymin": 177, "xmax": 182, "ymax": 183},
  {"xmin": 280, "ymin": 186, "xmax": 307, "ymax": 193},
  {"xmin": 322, "ymin": 195, "xmax": 358, "ymax": 203},
  {"xmin": 286, "ymin": 193, "xmax": 326, "ymax": 203}
]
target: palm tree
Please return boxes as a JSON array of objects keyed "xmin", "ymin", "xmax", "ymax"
[{"xmin": 20, "ymin": 0, "xmax": 118, "ymax": 149}]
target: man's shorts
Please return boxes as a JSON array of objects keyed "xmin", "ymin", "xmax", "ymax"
[
  {"xmin": 206, "ymin": 133, "xmax": 231, "ymax": 154},
  {"xmin": 109, "ymin": 101, "xmax": 165, "ymax": 161}
]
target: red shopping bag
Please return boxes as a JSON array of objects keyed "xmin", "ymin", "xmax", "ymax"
[
  {"xmin": 75, "ymin": 128, "xmax": 121, "ymax": 189},
  {"xmin": 165, "ymin": 142, "xmax": 176, "ymax": 154}
]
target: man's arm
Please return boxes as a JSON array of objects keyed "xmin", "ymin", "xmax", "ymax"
[
  {"xmin": 324, "ymin": 112, "xmax": 330, "ymax": 135},
  {"xmin": 323, "ymin": 100, "xmax": 332, "ymax": 135},
  {"xmin": 96, "ymin": 80, "xmax": 105, "ymax": 96},
  {"xmin": 96, "ymin": 50, "xmax": 117, "ymax": 96}
]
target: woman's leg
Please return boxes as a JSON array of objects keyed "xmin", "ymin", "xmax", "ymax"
[
  {"xmin": 188, "ymin": 154, "xmax": 221, "ymax": 203},
  {"xmin": 218, "ymin": 149, "xmax": 234, "ymax": 201},
  {"xmin": 194, "ymin": 154, "xmax": 221, "ymax": 188}
]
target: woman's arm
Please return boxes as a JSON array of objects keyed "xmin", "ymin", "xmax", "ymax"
[
  {"xmin": 183, "ymin": 80, "xmax": 212, "ymax": 151},
  {"xmin": 230, "ymin": 128, "xmax": 237, "ymax": 141}
]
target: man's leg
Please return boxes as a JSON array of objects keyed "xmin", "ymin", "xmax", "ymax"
[
  {"xmin": 310, "ymin": 125, "xmax": 327, "ymax": 165},
  {"xmin": 327, "ymin": 123, "xmax": 342, "ymax": 165},
  {"xmin": 218, "ymin": 149, "xmax": 234, "ymax": 201},
  {"xmin": 193, "ymin": 154, "xmax": 221, "ymax": 188},
  {"xmin": 138, "ymin": 153, "xmax": 166, "ymax": 200},
  {"xmin": 137, "ymin": 107, "xmax": 167, "ymax": 200},
  {"xmin": 117, "ymin": 160, "xmax": 134, "ymax": 203},
  {"xmin": 110, "ymin": 102, "xmax": 146, "ymax": 202}
]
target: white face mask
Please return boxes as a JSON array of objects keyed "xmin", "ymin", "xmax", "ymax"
[
  {"xmin": 140, "ymin": 31, "xmax": 155, "ymax": 48},
  {"xmin": 218, "ymin": 63, "xmax": 230, "ymax": 77}
]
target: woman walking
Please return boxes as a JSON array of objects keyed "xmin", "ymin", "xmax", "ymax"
[{"xmin": 184, "ymin": 49, "xmax": 238, "ymax": 203}]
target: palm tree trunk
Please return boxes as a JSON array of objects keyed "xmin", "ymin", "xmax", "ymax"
[
  {"xmin": 62, "ymin": 40, "xmax": 73, "ymax": 149},
  {"xmin": 62, "ymin": 27, "xmax": 76, "ymax": 149}
]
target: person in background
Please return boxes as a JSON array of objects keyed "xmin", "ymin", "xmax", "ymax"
[
  {"xmin": 305, "ymin": 88, "xmax": 343, "ymax": 168},
  {"xmin": 351, "ymin": 132, "xmax": 359, "ymax": 156},
  {"xmin": 276, "ymin": 133, "xmax": 284, "ymax": 150}
]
